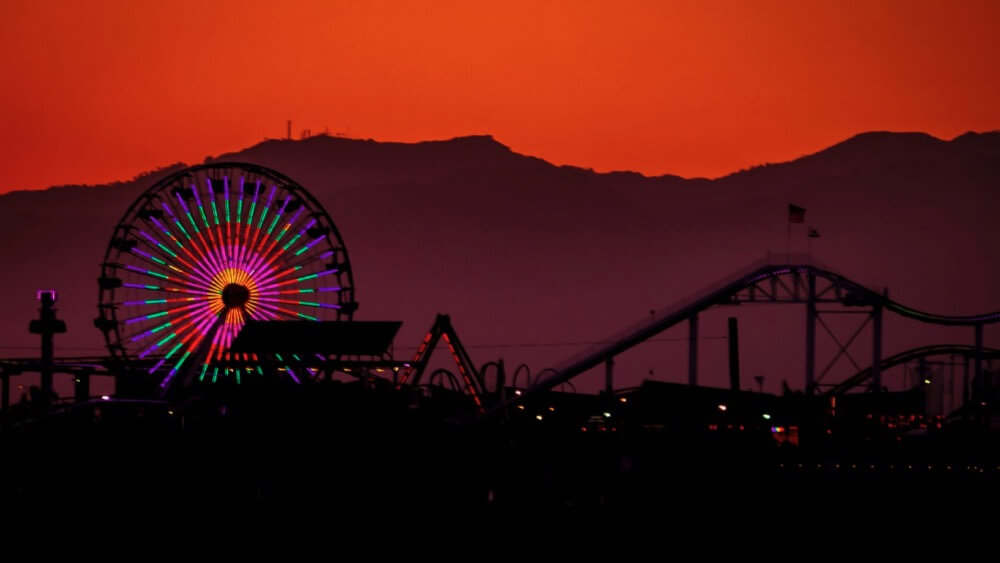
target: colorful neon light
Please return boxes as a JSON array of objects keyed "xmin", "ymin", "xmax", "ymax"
[{"xmin": 104, "ymin": 166, "xmax": 351, "ymax": 388}]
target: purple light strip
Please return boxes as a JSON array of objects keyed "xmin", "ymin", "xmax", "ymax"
[
  {"xmin": 277, "ymin": 194, "xmax": 291, "ymax": 215},
  {"xmin": 131, "ymin": 247, "xmax": 158, "ymax": 262},
  {"xmin": 296, "ymin": 237, "xmax": 323, "ymax": 254},
  {"xmin": 237, "ymin": 176, "xmax": 245, "ymax": 223},
  {"xmin": 148, "ymin": 217, "xmax": 182, "ymax": 250},
  {"xmin": 121, "ymin": 299, "xmax": 209, "ymax": 327},
  {"xmin": 234, "ymin": 180, "xmax": 263, "ymax": 271},
  {"xmin": 190, "ymin": 182, "xmax": 203, "ymax": 208}
]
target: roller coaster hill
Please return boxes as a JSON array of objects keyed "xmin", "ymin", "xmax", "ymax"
[{"xmin": 2, "ymin": 163, "xmax": 999, "ymax": 508}]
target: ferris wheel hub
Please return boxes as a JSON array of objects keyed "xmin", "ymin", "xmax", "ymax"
[{"xmin": 221, "ymin": 283, "xmax": 251, "ymax": 309}]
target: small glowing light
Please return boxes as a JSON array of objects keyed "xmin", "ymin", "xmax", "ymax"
[
  {"xmin": 603, "ymin": 412, "xmax": 611, "ymax": 418},
  {"xmin": 923, "ymin": 378, "xmax": 931, "ymax": 385},
  {"xmin": 517, "ymin": 405, "xmax": 525, "ymax": 410},
  {"xmin": 535, "ymin": 415, "xmax": 543, "ymax": 421},
  {"xmin": 36, "ymin": 289, "xmax": 58, "ymax": 302},
  {"xmin": 548, "ymin": 406, "xmax": 555, "ymax": 412},
  {"xmin": 762, "ymin": 413, "xmax": 771, "ymax": 420},
  {"xmin": 101, "ymin": 395, "xmax": 110, "ymax": 401},
  {"xmin": 618, "ymin": 397, "xmax": 627, "ymax": 403},
  {"xmin": 717, "ymin": 404, "xmax": 727, "ymax": 411},
  {"xmin": 167, "ymin": 410, "xmax": 174, "ymax": 415},
  {"xmin": 514, "ymin": 390, "xmax": 522, "ymax": 396}
]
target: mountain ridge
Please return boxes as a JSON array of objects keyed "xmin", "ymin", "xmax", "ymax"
[
  {"xmin": 3, "ymin": 130, "xmax": 997, "ymax": 198},
  {"xmin": 0, "ymin": 130, "xmax": 997, "ymax": 394}
]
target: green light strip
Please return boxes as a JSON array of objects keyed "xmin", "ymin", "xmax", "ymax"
[
  {"xmin": 165, "ymin": 341, "xmax": 184, "ymax": 359},
  {"xmin": 156, "ymin": 243, "xmax": 178, "ymax": 258},
  {"xmin": 185, "ymin": 212, "xmax": 199, "ymax": 234},
  {"xmin": 282, "ymin": 233, "xmax": 303, "ymax": 251},
  {"xmin": 267, "ymin": 214, "xmax": 281, "ymax": 235},
  {"xmin": 198, "ymin": 205, "xmax": 210, "ymax": 229},
  {"xmin": 172, "ymin": 351, "xmax": 191, "ymax": 373},
  {"xmin": 247, "ymin": 196, "xmax": 258, "ymax": 227},
  {"xmin": 173, "ymin": 220, "xmax": 191, "ymax": 240}
]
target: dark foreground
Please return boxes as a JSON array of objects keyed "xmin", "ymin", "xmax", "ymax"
[{"xmin": 3, "ymin": 379, "xmax": 1000, "ymax": 516}]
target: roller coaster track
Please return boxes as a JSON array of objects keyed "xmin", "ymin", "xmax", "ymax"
[
  {"xmin": 823, "ymin": 344, "xmax": 1000, "ymax": 397},
  {"xmin": 513, "ymin": 254, "xmax": 1000, "ymax": 407}
]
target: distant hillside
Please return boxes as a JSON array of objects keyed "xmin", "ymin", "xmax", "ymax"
[{"xmin": 0, "ymin": 131, "xmax": 997, "ymax": 393}]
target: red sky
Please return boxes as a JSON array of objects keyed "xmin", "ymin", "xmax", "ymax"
[{"xmin": 1, "ymin": 0, "xmax": 998, "ymax": 193}]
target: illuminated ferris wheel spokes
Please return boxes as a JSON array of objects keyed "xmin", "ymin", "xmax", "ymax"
[{"xmin": 97, "ymin": 163, "xmax": 356, "ymax": 391}]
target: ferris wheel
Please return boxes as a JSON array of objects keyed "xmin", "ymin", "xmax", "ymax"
[{"xmin": 96, "ymin": 163, "xmax": 357, "ymax": 390}]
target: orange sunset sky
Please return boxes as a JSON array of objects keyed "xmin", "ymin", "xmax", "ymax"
[{"xmin": 1, "ymin": 0, "xmax": 998, "ymax": 193}]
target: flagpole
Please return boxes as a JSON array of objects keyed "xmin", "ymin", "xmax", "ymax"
[{"xmin": 786, "ymin": 219, "xmax": 791, "ymax": 257}]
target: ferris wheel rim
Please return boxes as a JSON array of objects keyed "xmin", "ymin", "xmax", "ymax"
[{"xmin": 96, "ymin": 162, "xmax": 358, "ymax": 391}]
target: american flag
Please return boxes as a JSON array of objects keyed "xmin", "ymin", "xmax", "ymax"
[{"xmin": 788, "ymin": 204, "xmax": 806, "ymax": 223}]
